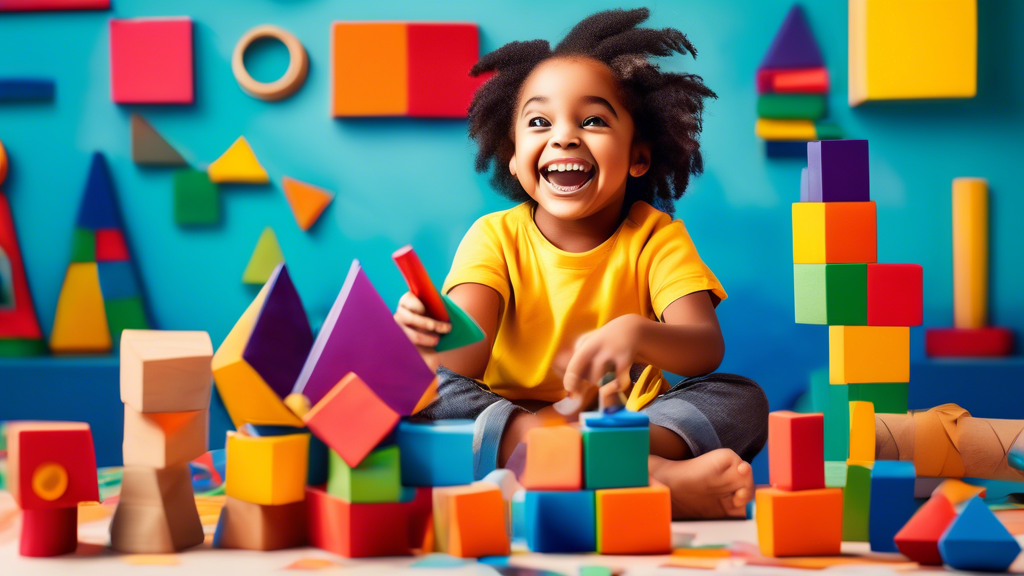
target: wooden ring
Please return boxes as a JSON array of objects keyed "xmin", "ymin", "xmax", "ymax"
[{"xmin": 232, "ymin": 25, "xmax": 308, "ymax": 101}]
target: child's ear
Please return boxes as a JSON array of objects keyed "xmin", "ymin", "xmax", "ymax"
[
  {"xmin": 630, "ymin": 143, "xmax": 651, "ymax": 178},
  {"xmin": 508, "ymin": 155, "xmax": 518, "ymax": 177}
]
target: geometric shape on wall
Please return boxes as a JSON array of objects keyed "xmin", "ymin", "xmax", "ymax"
[
  {"xmin": 174, "ymin": 169, "xmax": 220, "ymax": 226},
  {"xmin": 407, "ymin": 23, "xmax": 489, "ymax": 118},
  {"xmin": 0, "ymin": 192, "xmax": 45, "ymax": 354},
  {"xmin": 208, "ymin": 137, "xmax": 268, "ymax": 184},
  {"xmin": 130, "ymin": 114, "xmax": 187, "ymax": 166},
  {"xmin": 282, "ymin": 177, "xmax": 333, "ymax": 232},
  {"xmin": 0, "ymin": 0, "xmax": 109, "ymax": 12},
  {"xmin": 242, "ymin": 227, "xmax": 284, "ymax": 285},
  {"xmin": 759, "ymin": 5, "xmax": 823, "ymax": 70},
  {"xmin": 109, "ymin": 17, "xmax": 194, "ymax": 104}
]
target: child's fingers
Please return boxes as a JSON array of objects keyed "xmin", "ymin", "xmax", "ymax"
[
  {"xmin": 395, "ymin": 305, "xmax": 449, "ymax": 334},
  {"xmin": 563, "ymin": 346, "xmax": 598, "ymax": 394},
  {"xmin": 400, "ymin": 325, "xmax": 440, "ymax": 348},
  {"xmin": 398, "ymin": 291, "xmax": 428, "ymax": 315}
]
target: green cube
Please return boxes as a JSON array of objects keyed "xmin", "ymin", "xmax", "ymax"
[
  {"xmin": 327, "ymin": 444, "xmax": 401, "ymax": 503},
  {"xmin": 70, "ymin": 228, "xmax": 96, "ymax": 262},
  {"xmin": 794, "ymin": 264, "xmax": 867, "ymax": 325},
  {"xmin": 848, "ymin": 383, "xmax": 908, "ymax": 414},
  {"xmin": 174, "ymin": 169, "xmax": 220, "ymax": 226},
  {"xmin": 756, "ymin": 94, "xmax": 827, "ymax": 120},
  {"xmin": 842, "ymin": 464, "xmax": 872, "ymax": 541},
  {"xmin": 105, "ymin": 297, "xmax": 149, "ymax": 348},
  {"xmin": 582, "ymin": 426, "xmax": 648, "ymax": 489},
  {"xmin": 825, "ymin": 461, "xmax": 848, "ymax": 488}
]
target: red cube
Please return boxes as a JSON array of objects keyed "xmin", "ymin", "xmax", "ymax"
[
  {"xmin": 306, "ymin": 485, "xmax": 412, "ymax": 558},
  {"xmin": 867, "ymin": 264, "xmax": 923, "ymax": 326},
  {"xmin": 768, "ymin": 412, "xmax": 824, "ymax": 491}
]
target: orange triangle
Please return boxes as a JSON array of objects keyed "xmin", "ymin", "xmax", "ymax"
[
  {"xmin": 282, "ymin": 177, "xmax": 334, "ymax": 231},
  {"xmin": 148, "ymin": 410, "xmax": 202, "ymax": 435}
]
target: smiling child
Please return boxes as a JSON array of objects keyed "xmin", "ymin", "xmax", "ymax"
[{"xmin": 395, "ymin": 8, "xmax": 768, "ymax": 519}]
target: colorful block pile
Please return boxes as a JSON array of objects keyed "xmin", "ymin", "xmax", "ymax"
[
  {"xmin": 755, "ymin": 5, "xmax": 841, "ymax": 158},
  {"xmin": 897, "ymin": 493, "xmax": 1020, "ymax": 571}
]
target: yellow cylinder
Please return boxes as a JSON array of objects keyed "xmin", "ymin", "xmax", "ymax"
[{"xmin": 952, "ymin": 178, "xmax": 988, "ymax": 329}]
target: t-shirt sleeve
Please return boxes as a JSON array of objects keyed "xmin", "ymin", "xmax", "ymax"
[
  {"xmin": 644, "ymin": 218, "xmax": 727, "ymax": 319},
  {"xmin": 442, "ymin": 216, "xmax": 512, "ymax": 309}
]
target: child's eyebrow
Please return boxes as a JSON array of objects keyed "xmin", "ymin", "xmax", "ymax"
[
  {"xmin": 580, "ymin": 95, "xmax": 619, "ymax": 119},
  {"xmin": 521, "ymin": 96, "xmax": 548, "ymax": 116}
]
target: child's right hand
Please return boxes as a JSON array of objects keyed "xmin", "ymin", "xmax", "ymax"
[{"xmin": 394, "ymin": 291, "xmax": 452, "ymax": 348}]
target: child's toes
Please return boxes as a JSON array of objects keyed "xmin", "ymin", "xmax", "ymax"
[{"xmin": 731, "ymin": 487, "xmax": 753, "ymax": 509}]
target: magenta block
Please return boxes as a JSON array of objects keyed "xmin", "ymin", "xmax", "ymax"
[
  {"xmin": 758, "ymin": 5, "xmax": 823, "ymax": 70},
  {"xmin": 243, "ymin": 264, "xmax": 313, "ymax": 399},
  {"xmin": 807, "ymin": 140, "xmax": 870, "ymax": 202},
  {"xmin": 291, "ymin": 260, "xmax": 434, "ymax": 415}
]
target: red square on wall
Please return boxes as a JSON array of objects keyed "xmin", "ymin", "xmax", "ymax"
[
  {"xmin": 407, "ymin": 23, "xmax": 490, "ymax": 118},
  {"xmin": 109, "ymin": 17, "xmax": 194, "ymax": 104}
]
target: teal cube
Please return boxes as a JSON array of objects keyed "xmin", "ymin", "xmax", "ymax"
[
  {"xmin": 794, "ymin": 264, "xmax": 867, "ymax": 325},
  {"xmin": 582, "ymin": 426, "xmax": 648, "ymax": 489},
  {"xmin": 327, "ymin": 444, "xmax": 401, "ymax": 503},
  {"xmin": 811, "ymin": 368, "xmax": 850, "ymax": 462}
]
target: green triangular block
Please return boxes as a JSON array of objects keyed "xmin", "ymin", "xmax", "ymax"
[
  {"xmin": 70, "ymin": 228, "xmax": 96, "ymax": 263},
  {"xmin": 242, "ymin": 227, "xmax": 284, "ymax": 285},
  {"xmin": 435, "ymin": 293, "xmax": 485, "ymax": 352}
]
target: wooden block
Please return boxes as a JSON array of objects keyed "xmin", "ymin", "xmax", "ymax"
[
  {"xmin": 952, "ymin": 177, "xmax": 987, "ymax": 329},
  {"xmin": 396, "ymin": 420, "xmax": 474, "ymax": 487},
  {"xmin": 595, "ymin": 485, "xmax": 671, "ymax": 554},
  {"xmin": 406, "ymin": 23, "xmax": 487, "ymax": 118},
  {"xmin": 282, "ymin": 177, "xmax": 333, "ymax": 231},
  {"xmin": 120, "ymin": 329, "xmax": 213, "ymax": 413},
  {"xmin": 122, "ymin": 405, "xmax": 207, "ymax": 468},
  {"xmin": 792, "ymin": 202, "xmax": 877, "ymax": 264},
  {"xmin": 830, "ymin": 326, "xmax": 909, "ymax": 384},
  {"xmin": 173, "ymin": 169, "xmax": 220, "ymax": 226},
  {"xmin": 849, "ymin": 0, "xmax": 976, "ymax": 106},
  {"xmin": 130, "ymin": 114, "xmax": 186, "ymax": 166},
  {"xmin": 925, "ymin": 327, "xmax": 1014, "ymax": 357},
  {"xmin": 808, "ymin": 368, "xmax": 850, "ymax": 461},
  {"xmin": 768, "ymin": 411, "xmax": 824, "ymax": 491},
  {"xmin": 758, "ymin": 6, "xmax": 823, "ymax": 70},
  {"xmin": 404, "ymin": 486, "xmax": 434, "ymax": 551},
  {"xmin": 848, "ymin": 383, "xmax": 908, "ymax": 414},
  {"xmin": 306, "ymin": 485, "xmax": 412, "ymax": 557},
  {"xmin": 6, "ymin": 422, "xmax": 98, "ymax": 510},
  {"xmin": 95, "ymin": 228, "xmax": 130, "ymax": 261},
  {"xmin": 50, "ymin": 262, "xmax": 111, "ymax": 353},
  {"xmin": 755, "ymin": 119, "xmax": 816, "ymax": 141},
  {"xmin": 431, "ymin": 484, "xmax": 495, "ymax": 553},
  {"xmin": 582, "ymin": 425, "xmax": 648, "ymax": 490},
  {"xmin": 868, "ymin": 461, "xmax": 916, "ymax": 552},
  {"xmin": 866, "ymin": 264, "xmax": 922, "ymax": 326},
  {"xmin": 773, "ymin": 67, "xmax": 829, "ymax": 93},
  {"xmin": 793, "ymin": 264, "xmax": 867, "ymax": 325},
  {"xmin": 392, "ymin": 245, "xmax": 449, "ymax": 321},
  {"xmin": 448, "ymin": 484, "xmax": 510, "ymax": 558},
  {"xmin": 939, "ymin": 496, "xmax": 1021, "ymax": 572},
  {"xmin": 757, "ymin": 94, "xmax": 826, "ymax": 120},
  {"xmin": 327, "ymin": 444, "xmax": 402, "ymax": 503},
  {"xmin": 894, "ymin": 493, "xmax": 955, "ymax": 565},
  {"xmin": 524, "ymin": 490, "xmax": 595, "ymax": 553},
  {"xmin": 19, "ymin": 507, "xmax": 78, "ymax": 557},
  {"xmin": 110, "ymin": 464, "xmax": 203, "ymax": 553},
  {"xmin": 481, "ymin": 468, "xmax": 520, "ymax": 537},
  {"xmin": 0, "ymin": 78, "xmax": 55, "ymax": 100},
  {"xmin": 225, "ymin": 431, "xmax": 308, "ymax": 505},
  {"xmin": 303, "ymin": 372, "xmax": 399, "ymax": 468},
  {"xmin": 755, "ymin": 487, "xmax": 842, "ymax": 557},
  {"xmin": 109, "ymin": 18, "xmax": 194, "ymax": 104},
  {"xmin": 522, "ymin": 426, "xmax": 582, "ymax": 491},
  {"xmin": 848, "ymin": 400, "xmax": 875, "ymax": 463},
  {"xmin": 806, "ymin": 140, "xmax": 869, "ymax": 202},
  {"xmin": 208, "ymin": 136, "xmax": 268, "ymax": 184},
  {"xmin": 331, "ymin": 22, "xmax": 408, "ymax": 116},
  {"xmin": 1, "ymin": 0, "xmax": 108, "ymax": 12},
  {"xmin": 214, "ymin": 496, "xmax": 306, "ymax": 551},
  {"xmin": 842, "ymin": 463, "xmax": 871, "ymax": 541}
]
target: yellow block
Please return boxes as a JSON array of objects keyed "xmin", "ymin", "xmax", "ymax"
[
  {"xmin": 952, "ymin": 178, "xmax": 987, "ymax": 329},
  {"xmin": 212, "ymin": 280, "xmax": 304, "ymax": 428},
  {"xmin": 791, "ymin": 203, "xmax": 826, "ymax": 264},
  {"xmin": 225, "ymin": 431, "xmax": 308, "ymax": 505},
  {"xmin": 829, "ymin": 326, "xmax": 909, "ymax": 384},
  {"xmin": 50, "ymin": 262, "xmax": 112, "ymax": 353},
  {"xmin": 755, "ymin": 119, "xmax": 816, "ymax": 141},
  {"xmin": 331, "ymin": 22, "xmax": 408, "ymax": 116},
  {"xmin": 848, "ymin": 401, "xmax": 875, "ymax": 463},
  {"xmin": 208, "ymin": 137, "xmax": 269, "ymax": 184},
  {"xmin": 849, "ymin": 0, "xmax": 976, "ymax": 106}
]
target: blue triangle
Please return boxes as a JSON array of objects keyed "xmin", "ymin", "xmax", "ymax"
[
  {"xmin": 938, "ymin": 497, "xmax": 1021, "ymax": 571},
  {"xmin": 758, "ymin": 5, "xmax": 823, "ymax": 70},
  {"xmin": 76, "ymin": 152, "xmax": 122, "ymax": 230}
]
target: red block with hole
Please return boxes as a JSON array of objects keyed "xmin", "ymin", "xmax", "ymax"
[
  {"xmin": 867, "ymin": 264, "xmax": 922, "ymax": 326},
  {"xmin": 768, "ymin": 411, "xmax": 824, "ymax": 491}
]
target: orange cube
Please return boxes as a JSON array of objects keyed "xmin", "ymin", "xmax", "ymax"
[
  {"xmin": 595, "ymin": 485, "xmax": 671, "ymax": 554},
  {"xmin": 448, "ymin": 485, "xmax": 509, "ymax": 558},
  {"xmin": 792, "ymin": 202, "xmax": 877, "ymax": 264},
  {"xmin": 756, "ymin": 487, "xmax": 843, "ymax": 557},
  {"xmin": 522, "ymin": 426, "xmax": 582, "ymax": 490},
  {"xmin": 768, "ymin": 412, "xmax": 824, "ymax": 491}
]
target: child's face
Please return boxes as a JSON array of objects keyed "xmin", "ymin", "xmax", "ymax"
[{"xmin": 511, "ymin": 57, "xmax": 648, "ymax": 221}]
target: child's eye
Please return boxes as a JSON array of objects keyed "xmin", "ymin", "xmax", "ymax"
[
  {"xmin": 528, "ymin": 117, "xmax": 551, "ymax": 128},
  {"xmin": 582, "ymin": 116, "xmax": 607, "ymax": 127}
]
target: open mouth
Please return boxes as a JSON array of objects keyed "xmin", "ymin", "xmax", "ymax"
[{"xmin": 540, "ymin": 160, "xmax": 595, "ymax": 195}]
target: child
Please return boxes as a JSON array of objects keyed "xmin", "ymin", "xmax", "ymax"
[{"xmin": 395, "ymin": 8, "xmax": 767, "ymax": 519}]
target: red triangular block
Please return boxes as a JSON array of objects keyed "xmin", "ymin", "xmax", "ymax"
[{"xmin": 894, "ymin": 493, "xmax": 957, "ymax": 566}]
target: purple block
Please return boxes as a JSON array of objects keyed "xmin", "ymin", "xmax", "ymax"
[
  {"xmin": 807, "ymin": 140, "xmax": 870, "ymax": 202},
  {"xmin": 758, "ymin": 5, "xmax": 823, "ymax": 70},
  {"xmin": 800, "ymin": 166, "xmax": 809, "ymax": 202},
  {"xmin": 242, "ymin": 264, "xmax": 313, "ymax": 399},
  {"xmin": 291, "ymin": 260, "xmax": 434, "ymax": 415}
]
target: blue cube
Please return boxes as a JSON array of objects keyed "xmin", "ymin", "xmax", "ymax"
[
  {"xmin": 525, "ymin": 490, "xmax": 596, "ymax": 553},
  {"xmin": 869, "ymin": 461, "xmax": 917, "ymax": 552},
  {"xmin": 396, "ymin": 419, "xmax": 474, "ymax": 486}
]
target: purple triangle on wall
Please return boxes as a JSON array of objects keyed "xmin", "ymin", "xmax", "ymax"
[{"xmin": 758, "ymin": 5, "xmax": 823, "ymax": 70}]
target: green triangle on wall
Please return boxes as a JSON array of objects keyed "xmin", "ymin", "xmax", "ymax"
[
  {"xmin": 242, "ymin": 227, "xmax": 284, "ymax": 285},
  {"xmin": 435, "ymin": 293, "xmax": 485, "ymax": 352}
]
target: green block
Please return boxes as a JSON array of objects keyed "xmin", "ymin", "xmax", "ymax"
[
  {"xmin": 105, "ymin": 297, "xmax": 149, "ymax": 348},
  {"xmin": 174, "ymin": 169, "xmax": 220, "ymax": 226},
  {"xmin": 579, "ymin": 568, "xmax": 613, "ymax": 576},
  {"xmin": 848, "ymin": 383, "xmax": 909, "ymax": 414},
  {"xmin": 757, "ymin": 94, "xmax": 827, "ymax": 120},
  {"xmin": 794, "ymin": 264, "xmax": 867, "ymax": 325},
  {"xmin": 435, "ymin": 294, "xmax": 485, "ymax": 352},
  {"xmin": 582, "ymin": 426, "xmax": 648, "ymax": 489},
  {"xmin": 825, "ymin": 461, "xmax": 848, "ymax": 488},
  {"xmin": 820, "ymin": 372, "xmax": 850, "ymax": 462},
  {"xmin": 70, "ymin": 228, "xmax": 96, "ymax": 262},
  {"xmin": 808, "ymin": 367, "xmax": 830, "ymax": 414},
  {"xmin": 0, "ymin": 338, "xmax": 48, "ymax": 357},
  {"xmin": 815, "ymin": 122, "xmax": 843, "ymax": 140},
  {"xmin": 842, "ymin": 464, "xmax": 872, "ymax": 541},
  {"xmin": 327, "ymin": 444, "xmax": 401, "ymax": 503}
]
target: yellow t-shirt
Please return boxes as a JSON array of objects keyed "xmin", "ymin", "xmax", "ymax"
[{"xmin": 442, "ymin": 201, "xmax": 727, "ymax": 403}]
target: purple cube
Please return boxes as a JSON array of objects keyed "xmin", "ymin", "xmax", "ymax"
[
  {"xmin": 800, "ymin": 167, "xmax": 809, "ymax": 202},
  {"xmin": 807, "ymin": 140, "xmax": 870, "ymax": 202}
]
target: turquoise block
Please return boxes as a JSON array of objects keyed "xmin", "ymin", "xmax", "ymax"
[
  {"xmin": 582, "ymin": 425, "xmax": 648, "ymax": 489},
  {"xmin": 396, "ymin": 420, "xmax": 474, "ymax": 486},
  {"xmin": 524, "ymin": 490, "xmax": 596, "ymax": 553}
]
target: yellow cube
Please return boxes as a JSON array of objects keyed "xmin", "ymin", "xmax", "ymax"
[
  {"xmin": 792, "ymin": 203, "xmax": 826, "ymax": 264},
  {"xmin": 849, "ymin": 0, "xmax": 976, "ymax": 106},
  {"xmin": 226, "ymin": 431, "xmax": 309, "ymax": 505},
  {"xmin": 829, "ymin": 326, "xmax": 909, "ymax": 384}
]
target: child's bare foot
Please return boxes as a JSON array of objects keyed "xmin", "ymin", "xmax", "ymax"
[{"xmin": 648, "ymin": 449, "xmax": 754, "ymax": 520}]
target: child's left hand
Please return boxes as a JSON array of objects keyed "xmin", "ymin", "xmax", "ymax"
[{"xmin": 563, "ymin": 314, "xmax": 642, "ymax": 399}]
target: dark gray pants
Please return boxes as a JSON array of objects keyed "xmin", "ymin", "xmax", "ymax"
[{"xmin": 415, "ymin": 367, "xmax": 769, "ymax": 480}]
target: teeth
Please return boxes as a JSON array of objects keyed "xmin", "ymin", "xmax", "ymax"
[
  {"xmin": 543, "ymin": 162, "xmax": 593, "ymax": 173},
  {"xmin": 557, "ymin": 164, "xmax": 566, "ymax": 172}
]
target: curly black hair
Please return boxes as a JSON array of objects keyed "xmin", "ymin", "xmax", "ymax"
[{"xmin": 468, "ymin": 7, "xmax": 716, "ymax": 214}]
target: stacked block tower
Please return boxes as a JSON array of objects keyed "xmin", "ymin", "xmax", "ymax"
[
  {"xmin": 755, "ymin": 5, "xmax": 841, "ymax": 158},
  {"xmin": 111, "ymin": 329, "xmax": 212, "ymax": 553}
]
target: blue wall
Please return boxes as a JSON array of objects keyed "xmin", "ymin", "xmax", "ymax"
[{"xmin": 2, "ymin": 1, "xmax": 1022, "ymax": 475}]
